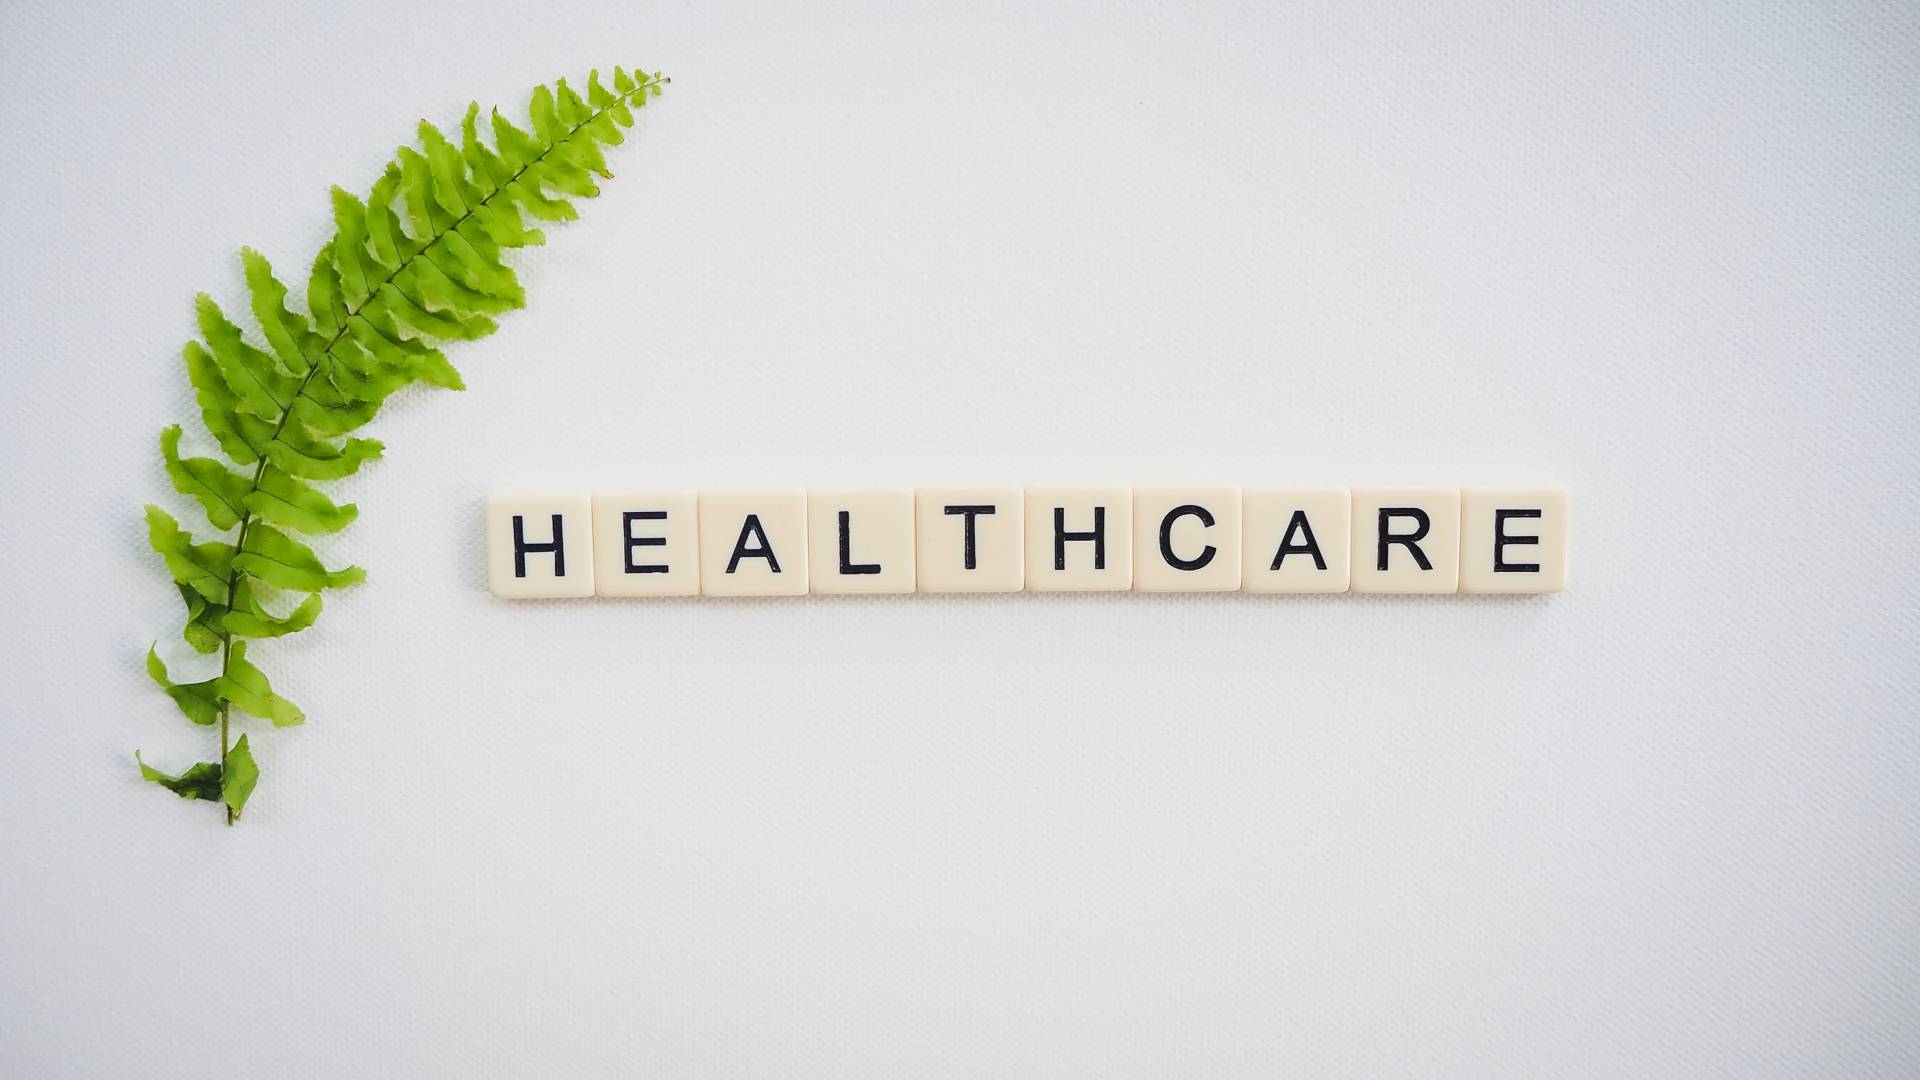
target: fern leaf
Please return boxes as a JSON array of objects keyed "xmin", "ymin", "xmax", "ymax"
[
  {"xmin": 532, "ymin": 156, "xmax": 600, "ymax": 199},
  {"xmin": 147, "ymin": 647, "xmax": 222, "ymax": 726},
  {"xmin": 288, "ymin": 392, "xmax": 383, "ymax": 435},
  {"xmin": 325, "ymin": 329, "xmax": 458, "ymax": 396},
  {"xmin": 364, "ymin": 167, "xmax": 413, "ymax": 269},
  {"xmin": 490, "ymin": 109, "xmax": 542, "ymax": 171},
  {"xmin": 145, "ymin": 505, "xmax": 235, "ymax": 603},
  {"xmin": 473, "ymin": 201, "xmax": 543, "ymax": 248},
  {"xmin": 300, "ymin": 362, "xmax": 372, "ymax": 410},
  {"xmin": 240, "ymin": 248, "xmax": 315, "ymax": 376},
  {"xmin": 183, "ymin": 342, "xmax": 274, "ymax": 464},
  {"xmin": 136, "ymin": 752, "xmax": 225, "ymax": 801},
  {"xmin": 222, "ymin": 589, "xmax": 323, "ymax": 639},
  {"xmin": 585, "ymin": 70, "xmax": 615, "ymax": 108},
  {"xmin": 244, "ymin": 467, "xmax": 358, "ymax": 534},
  {"xmin": 231, "ymin": 523, "xmax": 364, "ymax": 591},
  {"xmin": 178, "ymin": 583, "xmax": 227, "ymax": 654},
  {"xmin": 395, "ymin": 147, "xmax": 446, "ymax": 240},
  {"xmin": 222, "ymin": 735, "xmax": 260, "ymax": 818},
  {"xmin": 508, "ymin": 176, "xmax": 577, "ymax": 222},
  {"xmin": 376, "ymin": 281, "xmax": 496, "ymax": 340},
  {"xmin": 219, "ymin": 642, "xmax": 304, "ymax": 727},
  {"xmin": 460, "ymin": 103, "xmax": 511, "ymax": 194},
  {"xmin": 407, "ymin": 256, "xmax": 516, "ymax": 318},
  {"xmin": 307, "ymin": 244, "xmax": 347, "ymax": 334},
  {"xmin": 528, "ymin": 84, "xmax": 562, "ymax": 146},
  {"xmin": 160, "ymin": 425, "xmax": 252, "ymax": 530},
  {"xmin": 143, "ymin": 66, "xmax": 668, "ymax": 821},
  {"xmin": 340, "ymin": 314, "xmax": 415, "ymax": 373},
  {"xmin": 196, "ymin": 295, "xmax": 293, "ymax": 419},
  {"xmin": 419, "ymin": 121, "xmax": 474, "ymax": 218},
  {"xmin": 328, "ymin": 187, "xmax": 375, "ymax": 302},
  {"xmin": 408, "ymin": 349, "xmax": 465, "ymax": 390},
  {"xmin": 438, "ymin": 228, "xmax": 523, "ymax": 302},
  {"xmin": 555, "ymin": 79, "xmax": 590, "ymax": 126},
  {"xmin": 264, "ymin": 433, "xmax": 383, "ymax": 481}
]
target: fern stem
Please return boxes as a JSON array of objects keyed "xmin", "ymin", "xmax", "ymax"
[
  {"xmin": 206, "ymin": 74, "xmax": 666, "ymax": 819},
  {"xmin": 218, "ymin": 700, "xmax": 232, "ymax": 824}
]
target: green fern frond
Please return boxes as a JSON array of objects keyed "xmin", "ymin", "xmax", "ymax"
[{"xmin": 138, "ymin": 67, "xmax": 668, "ymax": 823}]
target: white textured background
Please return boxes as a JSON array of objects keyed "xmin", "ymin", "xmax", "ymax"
[{"xmin": 2, "ymin": 2, "xmax": 1916, "ymax": 1077}]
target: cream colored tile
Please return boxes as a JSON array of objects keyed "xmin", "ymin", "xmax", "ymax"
[
  {"xmin": 698, "ymin": 491, "xmax": 808, "ymax": 596},
  {"xmin": 1131, "ymin": 487, "xmax": 1241, "ymax": 592},
  {"xmin": 1024, "ymin": 488, "xmax": 1131, "ymax": 591},
  {"xmin": 591, "ymin": 492, "xmax": 699, "ymax": 597},
  {"xmin": 486, "ymin": 493, "xmax": 595, "ymax": 599},
  {"xmin": 1242, "ymin": 489, "xmax": 1350, "ymax": 593},
  {"xmin": 916, "ymin": 488, "xmax": 1024, "ymax": 592},
  {"xmin": 1460, "ymin": 489, "xmax": 1569, "ymax": 593},
  {"xmin": 808, "ymin": 490, "xmax": 916, "ymax": 594},
  {"xmin": 1350, "ymin": 488, "xmax": 1461, "ymax": 594}
]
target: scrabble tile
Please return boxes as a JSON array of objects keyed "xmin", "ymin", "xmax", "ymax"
[
  {"xmin": 1349, "ymin": 488, "xmax": 1461, "ymax": 594},
  {"xmin": 1242, "ymin": 489, "xmax": 1350, "ymax": 593},
  {"xmin": 1131, "ymin": 487, "xmax": 1242, "ymax": 592},
  {"xmin": 1024, "ymin": 488, "xmax": 1132, "ymax": 591},
  {"xmin": 592, "ymin": 491, "xmax": 699, "ymax": 597},
  {"xmin": 1459, "ymin": 488, "xmax": 1569, "ymax": 593},
  {"xmin": 916, "ymin": 488, "xmax": 1024, "ymax": 592},
  {"xmin": 698, "ymin": 491, "xmax": 808, "ymax": 596},
  {"xmin": 487, "ymin": 493, "xmax": 595, "ymax": 599},
  {"xmin": 809, "ymin": 490, "xmax": 916, "ymax": 594}
]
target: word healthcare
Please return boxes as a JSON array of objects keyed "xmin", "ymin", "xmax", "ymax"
[{"xmin": 485, "ymin": 488, "xmax": 1568, "ymax": 598}]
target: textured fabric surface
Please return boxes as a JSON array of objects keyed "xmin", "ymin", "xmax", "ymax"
[{"xmin": 1, "ymin": 2, "xmax": 1915, "ymax": 1076}]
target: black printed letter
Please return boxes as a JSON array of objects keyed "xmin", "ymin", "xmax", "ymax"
[
  {"xmin": 512, "ymin": 514, "xmax": 565, "ymax": 578},
  {"xmin": 1053, "ymin": 506, "xmax": 1106, "ymax": 570},
  {"xmin": 1158, "ymin": 504, "xmax": 1217, "ymax": 571},
  {"xmin": 1493, "ymin": 508, "xmax": 1542, "ymax": 573},
  {"xmin": 837, "ymin": 510, "xmax": 881, "ymax": 575},
  {"xmin": 726, "ymin": 514, "xmax": 781, "ymax": 574},
  {"xmin": 1376, "ymin": 508, "xmax": 1432, "ymax": 571},
  {"xmin": 1271, "ymin": 509, "xmax": 1328, "ymax": 571},
  {"xmin": 622, "ymin": 510, "xmax": 669, "ymax": 574},
  {"xmin": 944, "ymin": 504, "xmax": 996, "ymax": 570}
]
